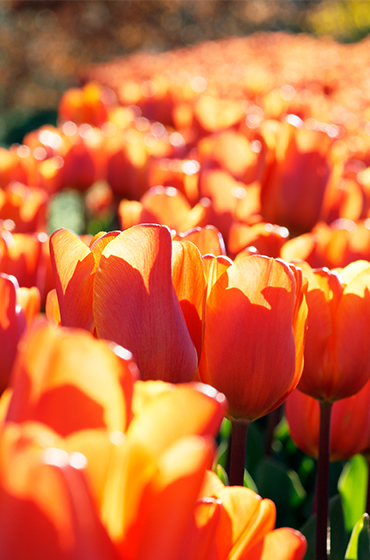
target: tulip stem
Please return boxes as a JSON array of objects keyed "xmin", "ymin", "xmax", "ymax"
[
  {"xmin": 264, "ymin": 405, "xmax": 282, "ymax": 457},
  {"xmin": 229, "ymin": 420, "xmax": 249, "ymax": 486},
  {"xmin": 315, "ymin": 400, "xmax": 332, "ymax": 560},
  {"xmin": 366, "ymin": 456, "xmax": 370, "ymax": 515}
]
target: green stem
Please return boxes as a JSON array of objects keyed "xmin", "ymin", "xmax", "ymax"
[
  {"xmin": 315, "ymin": 400, "xmax": 332, "ymax": 560},
  {"xmin": 229, "ymin": 420, "xmax": 249, "ymax": 486}
]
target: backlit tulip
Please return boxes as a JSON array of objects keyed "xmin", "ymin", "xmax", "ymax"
[
  {"xmin": 5, "ymin": 321, "xmax": 137, "ymax": 437},
  {"xmin": 0, "ymin": 320, "xmax": 229, "ymax": 560},
  {"xmin": 50, "ymin": 224, "xmax": 205, "ymax": 382},
  {"xmin": 297, "ymin": 260, "xmax": 370, "ymax": 401},
  {"xmin": 199, "ymin": 254, "xmax": 307, "ymax": 422},
  {"xmin": 192, "ymin": 471, "xmax": 307, "ymax": 560},
  {"xmin": 0, "ymin": 273, "xmax": 40, "ymax": 394},
  {"xmin": 285, "ymin": 384, "xmax": 370, "ymax": 462},
  {"xmin": 260, "ymin": 121, "xmax": 334, "ymax": 235}
]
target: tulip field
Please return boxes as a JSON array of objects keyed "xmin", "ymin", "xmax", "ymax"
[{"xmin": 4, "ymin": 30, "xmax": 370, "ymax": 559}]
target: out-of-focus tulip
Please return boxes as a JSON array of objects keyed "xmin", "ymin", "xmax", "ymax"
[
  {"xmin": 0, "ymin": 182, "xmax": 48, "ymax": 233},
  {"xmin": 297, "ymin": 260, "xmax": 370, "ymax": 401},
  {"xmin": 0, "ymin": 147, "xmax": 28, "ymax": 188},
  {"xmin": 0, "ymin": 319, "xmax": 229, "ymax": 560},
  {"xmin": 147, "ymin": 158, "xmax": 199, "ymax": 204},
  {"xmin": 50, "ymin": 224, "xmax": 206, "ymax": 382},
  {"xmin": 174, "ymin": 225, "xmax": 226, "ymax": 257},
  {"xmin": 58, "ymin": 82, "xmax": 117, "ymax": 127},
  {"xmin": 118, "ymin": 186, "xmax": 211, "ymax": 232},
  {"xmin": 4, "ymin": 321, "xmax": 138, "ymax": 437},
  {"xmin": 198, "ymin": 169, "xmax": 250, "ymax": 241},
  {"xmin": 260, "ymin": 121, "xmax": 334, "ymax": 235},
  {"xmin": 199, "ymin": 254, "xmax": 307, "ymax": 422},
  {"xmin": 0, "ymin": 422, "xmax": 120, "ymax": 560},
  {"xmin": 0, "ymin": 273, "xmax": 40, "ymax": 394},
  {"xmin": 192, "ymin": 470, "xmax": 307, "ymax": 560},
  {"xmin": 229, "ymin": 222, "xmax": 289, "ymax": 259},
  {"xmin": 197, "ymin": 130, "xmax": 263, "ymax": 186},
  {"xmin": 281, "ymin": 220, "xmax": 370, "ymax": 270},
  {"xmin": 0, "ymin": 231, "xmax": 49, "ymax": 298},
  {"xmin": 285, "ymin": 384, "xmax": 370, "ymax": 462}
]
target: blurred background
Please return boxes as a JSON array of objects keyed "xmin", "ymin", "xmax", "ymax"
[{"xmin": 2, "ymin": 0, "xmax": 370, "ymax": 147}]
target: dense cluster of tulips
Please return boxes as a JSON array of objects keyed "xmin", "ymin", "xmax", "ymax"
[{"xmin": 3, "ymin": 32, "xmax": 370, "ymax": 559}]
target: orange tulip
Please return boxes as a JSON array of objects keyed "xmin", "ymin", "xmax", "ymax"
[
  {"xmin": 0, "ymin": 273, "xmax": 40, "ymax": 394},
  {"xmin": 0, "ymin": 231, "xmax": 49, "ymax": 294},
  {"xmin": 0, "ymin": 422, "xmax": 120, "ymax": 560},
  {"xmin": 192, "ymin": 471, "xmax": 307, "ymax": 560},
  {"xmin": 297, "ymin": 260, "xmax": 370, "ymax": 401},
  {"xmin": 118, "ymin": 186, "xmax": 211, "ymax": 233},
  {"xmin": 0, "ymin": 320, "xmax": 228, "ymax": 560},
  {"xmin": 285, "ymin": 384, "xmax": 370, "ymax": 462},
  {"xmin": 0, "ymin": 182, "xmax": 48, "ymax": 233},
  {"xmin": 5, "ymin": 321, "xmax": 138, "ymax": 437},
  {"xmin": 199, "ymin": 254, "xmax": 307, "ymax": 422},
  {"xmin": 58, "ymin": 82, "xmax": 116, "ymax": 127},
  {"xmin": 174, "ymin": 225, "xmax": 226, "ymax": 257},
  {"xmin": 50, "ymin": 224, "xmax": 206, "ymax": 382},
  {"xmin": 260, "ymin": 121, "xmax": 334, "ymax": 235}
]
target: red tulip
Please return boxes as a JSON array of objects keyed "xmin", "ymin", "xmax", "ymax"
[{"xmin": 285, "ymin": 384, "xmax": 370, "ymax": 462}]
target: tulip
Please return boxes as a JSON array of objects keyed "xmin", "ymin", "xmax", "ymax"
[
  {"xmin": 200, "ymin": 254, "xmax": 307, "ymax": 422},
  {"xmin": 0, "ymin": 182, "xmax": 48, "ymax": 233},
  {"xmin": 0, "ymin": 422, "xmax": 120, "ymax": 560},
  {"xmin": 285, "ymin": 384, "xmax": 370, "ymax": 462},
  {"xmin": 118, "ymin": 186, "xmax": 211, "ymax": 233},
  {"xmin": 199, "ymin": 254, "xmax": 307, "ymax": 485},
  {"xmin": 0, "ymin": 320, "xmax": 228, "ymax": 560},
  {"xmin": 298, "ymin": 260, "xmax": 370, "ymax": 401},
  {"xmin": 174, "ymin": 225, "xmax": 226, "ymax": 257},
  {"xmin": 260, "ymin": 121, "xmax": 334, "ymax": 235},
  {"xmin": 5, "ymin": 321, "xmax": 137, "ymax": 437},
  {"xmin": 192, "ymin": 470, "xmax": 307, "ymax": 560},
  {"xmin": 0, "ymin": 231, "xmax": 48, "ymax": 295},
  {"xmin": 147, "ymin": 158, "xmax": 200, "ymax": 204},
  {"xmin": 296, "ymin": 260, "xmax": 370, "ymax": 560},
  {"xmin": 228, "ymin": 222, "xmax": 289, "ymax": 259},
  {"xmin": 58, "ymin": 82, "xmax": 116, "ymax": 127},
  {"xmin": 50, "ymin": 224, "xmax": 206, "ymax": 382},
  {"xmin": 0, "ymin": 273, "xmax": 40, "ymax": 394}
]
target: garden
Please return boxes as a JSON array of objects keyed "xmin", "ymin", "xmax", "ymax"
[{"xmin": 2, "ymin": 2, "xmax": 370, "ymax": 559}]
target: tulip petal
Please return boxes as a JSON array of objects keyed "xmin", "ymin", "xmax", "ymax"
[
  {"xmin": 50, "ymin": 229, "xmax": 95, "ymax": 331},
  {"xmin": 6, "ymin": 322, "xmax": 135, "ymax": 436},
  {"xmin": 241, "ymin": 528, "xmax": 307, "ymax": 560},
  {"xmin": 200, "ymin": 256, "xmax": 297, "ymax": 420},
  {"xmin": 172, "ymin": 239, "xmax": 206, "ymax": 360},
  {"xmin": 94, "ymin": 224, "xmax": 198, "ymax": 382}
]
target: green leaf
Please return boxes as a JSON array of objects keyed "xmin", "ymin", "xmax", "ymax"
[
  {"xmin": 244, "ymin": 469, "xmax": 258, "ymax": 493},
  {"xmin": 345, "ymin": 514, "xmax": 370, "ymax": 560},
  {"xmin": 339, "ymin": 455, "xmax": 368, "ymax": 532},
  {"xmin": 245, "ymin": 421, "xmax": 264, "ymax": 477},
  {"xmin": 256, "ymin": 457, "xmax": 306, "ymax": 510},
  {"xmin": 300, "ymin": 494, "xmax": 350, "ymax": 560},
  {"xmin": 215, "ymin": 464, "xmax": 229, "ymax": 486},
  {"xmin": 48, "ymin": 190, "xmax": 86, "ymax": 236}
]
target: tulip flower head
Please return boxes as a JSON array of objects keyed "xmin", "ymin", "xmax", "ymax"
[
  {"xmin": 199, "ymin": 254, "xmax": 307, "ymax": 422},
  {"xmin": 50, "ymin": 224, "xmax": 205, "ymax": 383},
  {"xmin": 298, "ymin": 260, "xmax": 370, "ymax": 401}
]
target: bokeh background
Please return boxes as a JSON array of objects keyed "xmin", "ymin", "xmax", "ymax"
[{"xmin": 2, "ymin": 0, "xmax": 370, "ymax": 147}]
